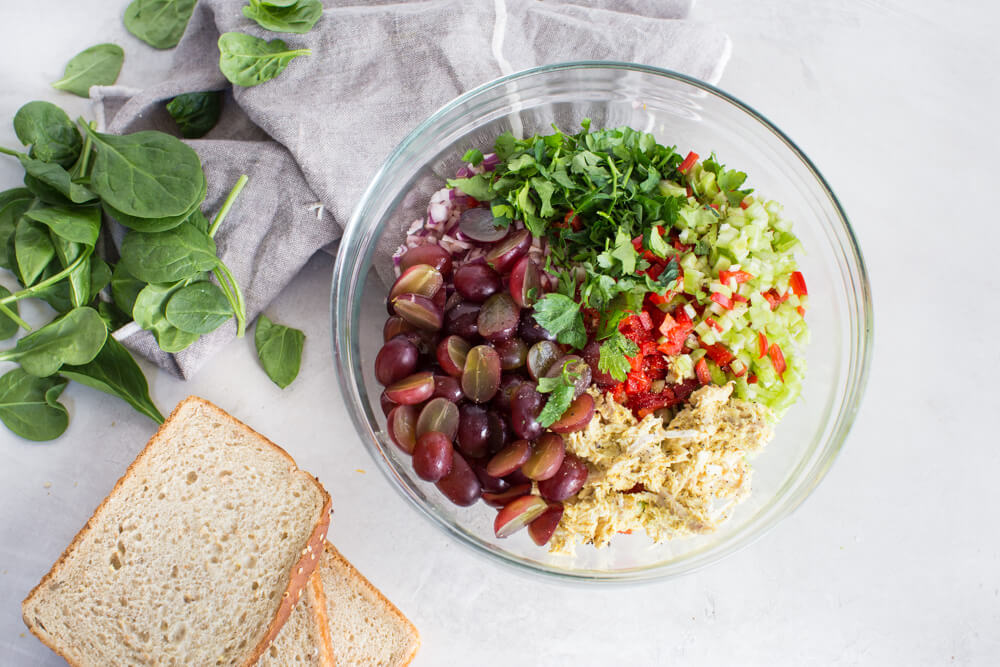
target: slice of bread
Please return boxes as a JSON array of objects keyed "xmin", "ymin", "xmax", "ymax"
[
  {"xmin": 22, "ymin": 396, "xmax": 332, "ymax": 667},
  {"xmin": 256, "ymin": 571, "xmax": 335, "ymax": 667},
  {"xmin": 315, "ymin": 542, "xmax": 420, "ymax": 667}
]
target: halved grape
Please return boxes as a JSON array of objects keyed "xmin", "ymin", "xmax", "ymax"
[
  {"xmin": 521, "ymin": 433, "xmax": 565, "ymax": 481},
  {"xmin": 527, "ymin": 341, "xmax": 561, "ymax": 380},
  {"xmin": 431, "ymin": 375, "xmax": 464, "ymax": 403},
  {"xmin": 504, "ymin": 468, "xmax": 531, "ymax": 486},
  {"xmin": 537, "ymin": 453, "xmax": 588, "ymax": 501},
  {"xmin": 389, "ymin": 264, "xmax": 443, "ymax": 301},
  {"xmin": 413, "ymin": 431, "xmax": 454, "ymax": 482},
  {"xmin": 435, "ymin": 451, "xmax": 482, "ymax": 506},
  {"xmin": 444, "ymin": 302, "xmax": 481, "ymax": 339},
  {"xmin": 383, "ymin": 316, "xmax": 415, "ymax": 342},
  {"xmin": 477, "ymin": 293, "xmax": 520, "ymax": 343},
  {"xmin": 416, "ymin": 398, "xmax": 460, "ymax": 440},
  {"xmin": 519, "ymin": 310, "xmax": 556, "ymax": 345},
  {"xmin": 392, "ymin": 293, "xmax": 443, "ymax": 331},
  {"xmin": 509, "ymin": 256, "xmax": 541, "ymax": 307},
  {"xmin": 510, "ymin": 382, "xmax": 544, "ymax": 440},
  {"xmin": 375, "ymin": 336, "xmax": 419, "ymax": 386},
  {"xmin": 458, "ymin": 207, "xmax": 508, "ymax": 243},
  {"xmin": 485, "ymin": 229, "xmax": 530, "ymax": 274},
  {"xmin": 384, "ymin": 371, "xmax": 435, "ymax": 405},
  {"xmin": 472, "ymin": 463, "xmax": 510, "ymax": 494},
  {"xmin": 495, "ymin": 337, "xmax": 527, "ymax": 370},
  {"xmin": 485, "ymin": 410, "xmax": 511, "ymax": 454},
  {"xmin": 456, "ymin": 403, "xmax": 490, "ymax": 459},
  {"xmin": 528, "ymin": 503, "xmax": 564, "ymax": 546},
  {"xmin": 482, "ymin": 483, "xmax": 532, "ymax": 508},
  {"xmin": 494, "ymin": 494, "xmax": 548, "ymax": 538},
  {"xmin": 454, "ymin": 263, "xmax": 502, "ymax": 302},
  {"xmin": 493, "ymin": 375, "xmax": 525, "ymax": 412},
  {"xmin": 486, "ymin": 439, "xmax": 531, "ymax": 477},
  {"xmin": 582, "ymin": 339, "xmax": 618, "ymax": 387},
  {"xmin": 461, "ymin": 345, "xmax": 501, "ymax": 403},
  {"xmin": 550, "ymin": 392, "xmax": 596, "ymax": 434},
  {"xmin": 400, "ymin": 244, "xmax": 452, "ymax": 277},
  {"xmin": 386, "ymin": 405, "xmax": 418, "ymax": 454},
  {"xmin": 380, "ymin": 392, "xmax": 398, "ymax": 417},
  {"xmin": 545, "ymin": 355, "xmax": 592, "ymax": 398}
]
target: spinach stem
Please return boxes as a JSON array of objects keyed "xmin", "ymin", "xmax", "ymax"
[
  {"xmin": 213, "ymin": 262, "xmax": 246, "ymax": 338},
  {"xmin": 0, "ymin": 253, "xmax": 89, "ymax": 306},
  {"xmin": 75, "ymin": 122, "xmax": 96, "ymax": 176},
  {"xmin": 0, "ymin": 146, "xmax": 21, "ymax": 157},
  {"xmin": 0, "ymin": 303, "xmax": 31, "ymax": 331},
  {"xmin": 209, "ymin": 174, "xmax": 249, "ymax": 238}
]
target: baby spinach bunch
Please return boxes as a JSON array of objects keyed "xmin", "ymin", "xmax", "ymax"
[{"xmin": 0, "ymin": 100, "xmax": 248, "ymax": 441}]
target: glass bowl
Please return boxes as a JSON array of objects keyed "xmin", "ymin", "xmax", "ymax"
[{"xmin": 331, "ymin": 62, "xmax": 872, "ymax": 582}]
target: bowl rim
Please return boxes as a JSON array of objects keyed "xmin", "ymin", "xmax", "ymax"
[{"xmin": 332, "ymin": 60, "xmax": 873, "ymax": 584}]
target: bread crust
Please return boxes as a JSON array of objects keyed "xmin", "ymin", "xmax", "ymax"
[
  {"xmin": 22, "ymin": 395, "xmax": 332, "ymax": 667},
  {"xmin": 308, "ymin": 570, "xmax": 337, "ymax": 667},
  {"xmin": 321, "ymin": 542, "xmax": 421, "ymax": 667}
]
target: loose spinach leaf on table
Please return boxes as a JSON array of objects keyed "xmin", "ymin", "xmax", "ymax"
[
  {"xmin": 102, "ymin": 189, "xmax": 206, "ymax": 233},
  {"xmin": 119, "ymin": 222, "xmax": 219, "ymax": 284},
  {"xmin": 13, "ymin": 102, "xmax": 82, "ymax": 167},
  {"xmin": 97, "ymin": 301, "xmax": 132, "ymax": 332},
  {"xmin": 80, "ymin": 124, "xmax": 205, "ymax": 219},
  {"xmin": 62, "ymin": 336, "xmax": 164, "ymax": 424},
  {"xmin": 0, "ymin": 369, "xmax": 69, "ymax": 441},
  {"xmin": 14, "ymin": 217, "xmax": 56, "ymax": 287},
  {"xmin": 89, "ymin": 256, "xmax": 112, "ymax": 302},
  {"xmin": 132, "ymin": 282, "xmax": 200, "ymax": 353},
  {"xmin": 254, "ymin": 315, "xmax": 304, "ymax": 389},
  {"xmin": 49, "ymin": 236, "xmax": 92, "ymax": 309},
  {"xmin": 164, "ymin": 280, "xmax": 231, "ymax": 334},
  {"xmin": 51, "ymin": 44, "xmax": 124, "ymax": 98},
  {"xmin": 0, "ymin": 287, "xmax": 20, "ymax": 341},
  {"xmin": 218, "ymin": 33, "xmax": 311, "ymax": 87},
  {"xmin": 24, "ymin": 205, "xmax": 101, "ymax": 247},
  {"xmin": 243, "ymin": 0, "xmax": 323, "ymax": 34},
  {"xmin": 18, "ymin": 156, "xmax": 96, "ymax": 204},
  {"xmin": 123, "ymin": 0, "xmax": 197, "ymax": 50},
  {"xmin": 166, "ymin": 91, "xmax": 223, "ymax": 139},
  {"xmin": 0, "ymin": 188, "xmax": 33, "ymax": 209},
  {"xmin": 0, "ymin": 198, "xmax": 33, "ymax": 271},
  {"xmin": 0, "ymin": 306, "xmax": 107, "ymax": 377},
  {"xmin": 110, "ymin": 262, "xmax": 145, "ymax": 315}
]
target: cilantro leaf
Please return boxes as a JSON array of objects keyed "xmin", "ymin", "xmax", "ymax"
[
  {"xmin": 598, "ymin": 330, "xmax": 638, "ymax": 382},
  {"xmin": 532, "ymin": 293, "xmax": 587, "ymax": 349},
  {"xmin": 447, "ymin": 173, "xmax": 492, "ymax": 201},
  {"xmin": 536, "ymin": 359, "xmax": 582, "ymax": 427},
  {"xmin": 494, "ymin": 132, "xmax": 517, "ymax": 160},
  {"xmin": 597, "ymin": 228, "xmax": 637, "ymax": 276},
  {"xmin": 462, "ymin": 148, "xmax": 484, "ymax": 166}
]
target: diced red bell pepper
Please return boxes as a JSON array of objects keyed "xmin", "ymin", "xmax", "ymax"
[
  {"xmin": 658, "ymin": 312, "xmax": 677, "ymax": 337},
  {"xmin": 626, "ymin": 371, "xmax": 651, "ymax": 394},
  {"xmin": 756, "ymin": 331, "xmax": 768, "ymax": 359},
  {"xmin": 703, "ymin": 343, "xmax": 734, "ymax": 367},
  {"xmin": 640, "ymin": 340, "xmax": 658, "ymax": 357},
  {"xmin": 638, "ymin": 310, "xmax": 653, "ymax": 330},
  {"xmin": 768, "ymin": 343, "xmax": 786, "ymax": 381},
  {"xmin": 762, "ymin": 291, "xmax": 780, "ymax": 311},
  {"xmin": 709, "ymin": 292, "xmax": 732, "ymax": 310},
  {"xmin": 732, "ymin": 293, "xmax": 748, "ymax": 304},
  {"xmin": 673, "ymin": 306, "xmax": 693, "ymax": 328},
  {"xmin": 789, "ymin": 271, "xmax": 808, "ymax": 296},
  {"xmin": 706, "ymin": 317, "xmax": 723, "ymax": 333},
  {"xmin": 611, "ymin": 383, "xmax": 627, "ymax": 405},
  {"xmin": 646, "ymin": 262, "xmax": 665, "ymax": 280},
  {"xmin": 797, "ymin": 305, "xmax": 806, "ymax": 317},
  {"xmin": 695, "ymin": 358, "xmax": 711, "ymax": 385},
  {"xmin": 730, "ymin": 360, "xmax": 747, "ymax": 377},
  {"xmin": 739, "ymin": 198, "xmax": 750, "ymax": 210},
  {"xmin": 648, "ymin": 292, "xmax": 669, "ymax": 306},
  {"xmin": 672, "ymin": 239, "xmax": 692, "ymax": 253},
  {"xmin": 719, "ymin": 269, "xmax": 754, "ymax": 285},
  {"xmin": 671, "ymin": 378, "xmax": 700, "ymax": 403},
  {"xmin": 678, "ymin": 151, "xmax": 699, "ymax": 174},
  {"xmin": 748, "ymin": 373, "xmax": 758, "ymax": 384}
]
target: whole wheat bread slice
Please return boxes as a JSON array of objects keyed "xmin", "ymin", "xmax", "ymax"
[
  {"xmin": 315, "ymin": 542, "xmax": 420, "ymax": 667},
  {"xmin": 22, "ymin": 396, "xmax": 331, "ymax": 667},
  {"xmin": 256, "ymin": 571, "xmax": 335, "ymax": 667}
]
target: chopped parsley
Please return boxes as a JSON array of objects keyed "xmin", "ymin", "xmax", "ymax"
[{"xmin": 537, "ymin": 360, "xmax": 581, "ymax": 427}]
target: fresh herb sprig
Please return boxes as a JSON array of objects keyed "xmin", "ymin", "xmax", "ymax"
[{"xmin": 537, "ymin": 359, "xmax": 581, "ymax": 428}]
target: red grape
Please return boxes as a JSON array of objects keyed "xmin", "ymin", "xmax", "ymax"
[
  {"xmin": 389, "ymin": 263, "xmax": 443, "ymax": 301},
  {"xmin": 528, "ymin": 503, "xmax": 564, "ymax": 546},
  {"xmin": 436, "ymin": 335, "xmax": 470, "ymax": 377},
  {"xmin": 537, "ymin": 453, "xmax": 588, "ymax": 501},
  {"xmin": 384, "ymin": 371, "xmax": 436, "ymax": 405},
  {"xmin": 477, "ymin": 293, "xmax": 520, "ymax": 343},
  {"xmin": 485, "ymin": 229, "xmax": 530, "ymax": 274},
  {"xmin": 400, "ymin": 244, "xmax": 452, "ymax": 277},
  {"xmin": 392, "ymin": 293, "xmax": 443, "ymax": 331},
  {"xmin": 494, "ymin": 494, "xmax": 548, "ymax": 538},
  {"xmin": 461, "ymin": 345, "xmax": 501, "ymax": 403},
  {"xmin": 416, "ymin": 398, "xmax": 460, "ymax": 440},
  {"xmin": 454, "ymin": 263, "xmax": 502, "ymax": 302},
  {"xmin": 521, "ymin": 433, "xmax": 565, "ymax": 481},
  {"xmin": 386, "ymin": 405, "xmax": 418, "ymax": 454},
  {"xmin": 375, "ymin": 336, "xmax": 419, "ymax": 386},
  {"xmin": 550, "ymin": 392, "xmax": 596, "ymax": 434},
  {"xmin": 413, "ymin": 431, "xmax": 454, "ymax": 482},
  {"xmin": 436, "ymin": 451, "xmax": 482, "ymax": 506},
  {"xmin": 486, "ymin": 439, "xmax": 531, "ymax": 477}
]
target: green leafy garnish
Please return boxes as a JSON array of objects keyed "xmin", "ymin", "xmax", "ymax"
[
  {"xmin": 531, "ymin": 293, "xmax": 586, "ymax": 349},
  {"xmin": 598, "ymin": 330, "xmax": 639, "ymax": 383},
  {"xmin": 702, "ymin": 153, "xmax": 753, "ymax": 206},
  {"xmin": 461, "ymin": 148, "xmax": 484, "ymax": 166},
  {"xmin": 537, "ymin": 360, "xmax": 581, "ymax": 427},
  {"xmin": 255, "ymin": 315, "xmax": 305, "ymax": 388}
]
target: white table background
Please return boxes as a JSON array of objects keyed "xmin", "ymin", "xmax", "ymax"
[{"xmin": 1, "ymin": 1, "xmax": 997, "ymax": 664}]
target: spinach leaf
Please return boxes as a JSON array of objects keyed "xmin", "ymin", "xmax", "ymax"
[
  {"xmin": 13, "ymin": 102, "xmax": 82, "ymax": 167},
  {"xmin": 218, "ymin": 33, "xmax": 311, "ymax": 87},
  {"xmin": 165, "ymin": 91, "xmax": 223, "ymax": 139},
  {"xmin": 0, "ymin": 306, "xmax": 107, "ymax": 377},
  {"xmin": 49, "ymin": 236, "xmax": 92, "ymax": 308},
  {"xmin": 243, "ymin": 0, "xmax": 322, "ymax": 34},
  {"xmin": 0, "ymin": 287, "xmax": 20, "ymax": 341},
  {"xmin": 89, "ymin": 256, "xmax": 112, "ymax": 301},
  {"xmin": 62, "ymin": 336, "xmax": 164, "ymax": 424},
  {"xmin": 164, "ymin": 281, "xmax": 231, "ymax": 334},
  {"xmin": 124, "ymin": 0, "xmax": 197, "ymax": 50},
  {"xmin": 97, "ymin": 300, "xmax": 131, "ymax": 331},
  {"xmin": 81, "ymin": 125, "xmax": 205, "ymax": 219},
  {"xmin": 102, "ymin": 179, "xmax": 206, "ymax": 233},
  {"xmin": 15, "ymin": 217, "xmax": 56, "ymax": 286},
  {"xmin": 24, "ymin": 205, "xmax": 100, "ymax": 246},
  {"xmin": 0, "ymin": 369, "xmax": 69, "ymax": 441},
  {"xmin": 51, "ymin": 44, "xmax": 124, "ymax": 98},
  {"xmin": 0, "ymin": 198, "xmax": 33, "ymax": 271},
  {"xmin": 0, "ymin": 188, "xmax": 33, "ymax": 209},
  {"xmin": 132, "ymin": 283, "xmax": 199, "ymax": 352},
  {"xmin": 110, "ymin": 262, "xmax": 145, "ymax": 315},
  {"xmin": 120, "ymin": 222, "xmax": 219, "ymax": 283},
  {"xmin": 254, "ymin": 315, "xmax": 304, "ymax": 388},
  {"xmin": 19, "ymin": 156, "xmax": 96, "ymax": 204}
]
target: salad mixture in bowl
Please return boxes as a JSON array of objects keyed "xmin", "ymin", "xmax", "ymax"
[{"xmin": 374, "ymin": 122, "xmax": 809, "ymax": 554}]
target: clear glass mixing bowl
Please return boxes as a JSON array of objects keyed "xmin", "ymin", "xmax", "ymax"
[{"xmin": 331, "ymin": 62, "xmax": 872, "ymax": 582}]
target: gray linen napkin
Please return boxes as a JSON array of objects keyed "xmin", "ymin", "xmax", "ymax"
[{"xmin": 93, "ymin": 0, "xmax": 731, "ymax": 378}]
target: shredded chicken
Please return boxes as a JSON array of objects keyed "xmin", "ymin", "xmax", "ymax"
[{"xmin": 550, "ymin": 384, "xmax": 773, "ymax": 555}]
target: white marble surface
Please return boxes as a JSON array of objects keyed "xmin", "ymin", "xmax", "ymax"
[{"xmin": 1, "ymin": 1, "xmax": 998, "ymax": 664}]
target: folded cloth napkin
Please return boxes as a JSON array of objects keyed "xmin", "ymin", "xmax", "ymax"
[{"xmin": 93, "ymin": 0, "xmax": 731, "ymax": 378}]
